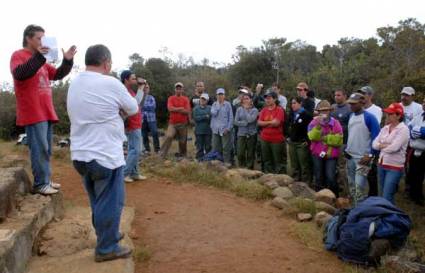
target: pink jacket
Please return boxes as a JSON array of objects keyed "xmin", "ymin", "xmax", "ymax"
[
  {"xmin": 372, "ymin": 123, "xmax": 410, "ymax": 168},
  {"xmin": 307, "ymin": 117, "xmax": 343, "ymax": 159}
]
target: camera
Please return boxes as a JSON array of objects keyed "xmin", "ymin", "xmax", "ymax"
[{"xmin": 319, "ymin": 151, "xmax": 326, "ymax": 158}]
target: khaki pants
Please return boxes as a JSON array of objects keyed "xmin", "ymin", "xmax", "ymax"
[{"xmin": 160, "ymin": 123, "xmax": 188, "ymax": 158}]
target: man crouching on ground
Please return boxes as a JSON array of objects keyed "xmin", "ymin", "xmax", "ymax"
[{"xmin": 67, "ymin": 44, "xmax": 138, "ymax": 262}]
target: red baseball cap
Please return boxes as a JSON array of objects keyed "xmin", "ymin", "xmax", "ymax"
[{"xmin": 383, "ymin": 102, "xmax": 404, "ymax": 116}]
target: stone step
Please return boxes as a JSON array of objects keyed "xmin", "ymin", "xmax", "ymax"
[
  {"xmin": 0, "ymin": 167, "xmax": 32, "ymax": 222},
  {"xmin": 27, "ymin": 207, "xmax": 135, "ymax": 273},
  {"xmin": 0, "ymin": 192, "xmax": 63, "ymax": 273}
]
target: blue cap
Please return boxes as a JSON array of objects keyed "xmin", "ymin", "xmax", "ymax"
[{"xmin": 216, "ymin": 88, "xmax": 225, "ymax": 95}]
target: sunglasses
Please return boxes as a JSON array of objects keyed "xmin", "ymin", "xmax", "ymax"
[{"xmin": 296, "ymin": 88, "xmax": 306, "ymax": 91}]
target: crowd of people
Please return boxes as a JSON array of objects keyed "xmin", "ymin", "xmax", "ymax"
[{"xmin": 9, "ymin": 24, "xmax": 425, "ymax": 263}]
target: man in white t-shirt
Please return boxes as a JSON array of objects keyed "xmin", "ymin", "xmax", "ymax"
[
  {"xmin": 67, "ymin": 44, "xmax": 138, "ymax": 262},
  {"xmin": 357, "ymin": 85, "xmax": 382, "ymax": 197},
  {"xmin": 400, "ymin": 86, "xmax": 423, "ymax": 125},
  {"xmin": 358, "ymin": 86, "xmax": 383, "ymax": 124}
]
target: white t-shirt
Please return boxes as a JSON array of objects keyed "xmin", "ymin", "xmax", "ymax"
[
  {"xmin": 401, "ymin": 101, "xmax": 423, "ymax": 125},
  {"xmin": 67, "ymin": 71, "xmax": 138, "ymax": 169},
  {"xmin": 278, "ymin": 95, "xmax": 287, "ymax": 110},
  {"xmin": 365, "ymin": 104, "xmax": 382, "ymax": 125}
]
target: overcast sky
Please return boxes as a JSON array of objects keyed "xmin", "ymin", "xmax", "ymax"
[{"xmin": 1, "ymin": 0, "xmax": 424, "ymax": 85}]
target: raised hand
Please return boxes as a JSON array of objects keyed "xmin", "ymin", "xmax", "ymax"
[{"xmin": 62, "ymin": 45, "xmax": 77, "ymax": 60}]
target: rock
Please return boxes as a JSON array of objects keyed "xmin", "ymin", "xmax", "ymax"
[
  {"xmin": 368, "ymin": 239, "xmax": 391, "ymax": 262},
  {"xmin": 314, "ymin": 211, "xmax": 332, "ymax": 227},
  {"xmin": 289, "ymin": 197, "xmax": 316, "ymax": 213},
  {"xmin": 205, "ymin": 160, "xmax": 227, "ymax": 173},
  {"xmin": 225, "ymin": 169, "xmax": 244, "ymax": 180},
  {"xmin": 264, "ymin": 180, "xmax": 279, "ymax": 190},
  {"xmin": 0, "ymin": 167, "xmax": 32, "ymax": 221},
  {"xmin": 315, "ymin": 201, "xmax": 337, "ymax": 215},
  {"xmin": 335, "ymin": 197, "xmax": 351, "ymax": 209},
  {"xmin": 257, "ymin": 174, "xmax": 294, "ymax": 186},
  {"xmin": 315, "ymin": 189, "xmax": 336, "ymax": 205},
  {"xmin": 257, "ymin": 174, "xmax": 275, "ymax": 185},
  {"xmin": 271, "ymin": 187, "xmax": 294, "ymax": 199},
  {"xmin": 271, "ymin": 197, "xmax": 290, "ymax": 209},
  {"xmin": 382, "ymin": 256, "xmax": 425, "ymax": 273},
  {"xmin": 230, "ymin": 168, "xmax": 264, "ymax": 180},
  {"xmin": 297, "ymin": 213, "xmax": 313, "ymax": 222},
  {"xmin": 288, "ymin": 182, "xmax": 316, "ymax": 199}
]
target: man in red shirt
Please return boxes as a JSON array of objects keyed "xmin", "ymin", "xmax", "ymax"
[
  {"xmin": 159, "ymin": 82, "xmax": 191, "ymax": 159},
  {"xmin": 120, "ymin": 70, "xmax": 147, "ymax": 183},
  {"xmin": 10, "ymin": 24, "xmax": 76, "ymax": 195},
  {"xmin": 258, "ymin": 91, "xmax": 286, "ymax": 173}
]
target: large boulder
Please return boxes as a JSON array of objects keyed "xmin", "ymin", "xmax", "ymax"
[
  {"xmin": 264, "ymin": 180, "xmax": 279, "ymax": 190},
  {"xmin": 271, "ymin": 187, "xmax": 294, "ymax": 199},
  {"xmin": 204, "ymin": 160, "xmax": 228, "ymax": 173},
  {"xmin": 224, "ymin": 169, "xmax": 243, "ymax": 181},
  {"xmin": 231, "ymin": 168, "xmax": 264, "ymax": 180},
  {"xmin": 271, "ymin": 197, "xmax": 291, "ymax": 209},
  {"xmin": 297, "ymin": 213, "xmax": 313, "ymax": 222},
  {"xmin": 314, "ymin": 211, "xmax": 332, "ymax": 227},
  {"xmin": 288, "ymin": 182, "xmax": 316, "ymax": 199},
  {"xmin": 315, "ymin": 189, "xmax": 336, "ymax": 205},
  {"xmin": 257, "ymin": 174, "xmax": 294, "ymax": 186},
  {"xmin": 315, "ymin": 201, "xmax": 337, "ymax": 215},
  {"xmin": 335, "ymin": 197, "xmax": 351, "ymax": 209}
]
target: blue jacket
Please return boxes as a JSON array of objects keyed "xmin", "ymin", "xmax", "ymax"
[{"xmin": 334, "ymin": 197, "xmax": 411, "ymax": 265}]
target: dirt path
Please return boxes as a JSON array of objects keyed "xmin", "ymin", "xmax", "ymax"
[{"xmin": 53, "ymin": 159, "xmax": 344, "ymax": 273}]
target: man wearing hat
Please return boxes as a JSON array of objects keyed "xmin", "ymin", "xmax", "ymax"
[
  {"xmin": 192, "ymin": 93, "xmax": 212, "ymax": 160},
  {"xmin": 357, "ymin": 85, "xmax": 383, "ymax": 196},
  {"xmin": 159, "ymin": 82, "xmax": 191, "ymax": 159},
  {"xmin": 211, "ymin": 88, "xmax": 234, "ymax": 164},
  {"xmin": 400, "ymin": 86, "xmax": 422, "ymax": 125},
  {"xmin": 358, "ymin": 86, "xmax": 382, "ymax": 124},
  {"xmin": 345, "ymin": 93, "xmax": 380, "ymax": 205}
]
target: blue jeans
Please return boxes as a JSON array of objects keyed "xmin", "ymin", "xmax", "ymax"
[
  {"xmin": 124, "ymin": 129, "xmax": 141, "ymax": 177},
  {"xmin": 312, "ymin": 156, "xmax": 338, "ymax": 195},
  {"xmin": 141, "ymin": 119, "xmax": 160, "ymax": 152},
  {"xmin": 378, "ymin": 166, "xmax": 403, "ymax": 204},
  {"xmin": 346, "ymin": 157, "xmax": 369, "ymax": 205},
  {"xmin": 25, "ymin": 121, "xmax": 53, "ymax": 190},
  {"xmin": 73, "ymin": 160, "xmax": 125, "ymax": 255}
]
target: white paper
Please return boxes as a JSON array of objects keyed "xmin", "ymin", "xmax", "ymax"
[{"xmin": 41, "ymin": 36, "xmax": 59, "ymax": 63}]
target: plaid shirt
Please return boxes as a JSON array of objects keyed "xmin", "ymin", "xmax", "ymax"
[{"xmin": 141, "ymin": 94, "xmax": 157, "ymax": 122}]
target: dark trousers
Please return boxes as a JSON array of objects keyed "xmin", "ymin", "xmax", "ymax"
[
  {"xmin": 261, "ymin": 140, "xmax": 285, "ymax": 174},
  {"xmin": 406, "ymin": 151, "xmax": 425, "ymax": 203},
  {"xmin": 195, "ymin": 133, "xmax": 212, "ymax": 160},
  {"xmin": 73, "ymin": 160, "xmax": 125, "ymax": 255},
  {"xmin": 141, "ymin": 120, "xmax": 160, "ymax": 152},
  {"xmin": 237, "ymin": 135, "xmax": 257, "ymax": 169},
  {"xmin": 368, "ymin": 158, "xmax": 379, "ymax": 196}
]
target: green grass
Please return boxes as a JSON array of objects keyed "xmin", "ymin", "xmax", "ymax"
[{"xmin": 143, "ymin": 157, "xmax": 272, "ymax": 201}]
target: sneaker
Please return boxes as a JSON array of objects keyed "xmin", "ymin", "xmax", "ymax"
[
  {"xmin": 33, "ymin": 185, "xmax": 59, "ymax": 195},
  {"xmin": 124, "ymin": 176, "xmax": 135, "ymax": 183},
  {"xmin": 50, "ymin": 181, "xmax": 61, "ymax": 189},
  {"xmin": 95, "ymin": 246, "xmax": 132, "ymax": 263},
  {"xmin": 132, "ymin": 174, "xmax": 147, "ymax": 181}
]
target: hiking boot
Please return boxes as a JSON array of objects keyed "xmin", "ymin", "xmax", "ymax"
[
  {"xmin": 95, "ymin": 246, "xmax": 132, "ymax": 263},
  {"xmin": 132, "ymin": 174, "xmax": 147, "ymax": 181},
  {"xmin": 33, "ymin": 185, "xmax": 59, "ymax": 195},
  {"xmin": 124, "ymin": 176, "xmax": 135, "ymax": 183},
  {"xmin": 50, "ymin": 181, "xmax": 61, "ymax": 189}
]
